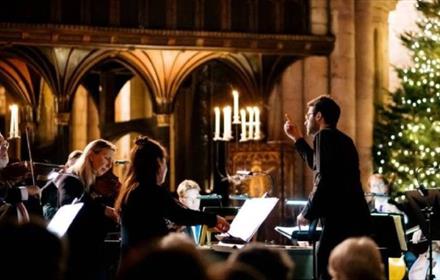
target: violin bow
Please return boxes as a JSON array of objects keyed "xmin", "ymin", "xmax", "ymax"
[{"xmin": 25, "ymin": 126, "xmax": 36, "ymax": 186}]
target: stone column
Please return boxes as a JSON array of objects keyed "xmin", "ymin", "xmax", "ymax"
[
  {"xmin": 372, "ymin": 1, "xmax": 398, "ymax": 104},
  {"xmin": 300, "ymin": 0, "xmax": 330, "ymax": 193},
  {"xmin": 355, "ymin": 1, "xmax": 374, "ymax": 188},
  {"xmin": 279, "ymin": 62, "xmax": 309, "ymax": 196},
  {"xmin": 310, "ymin": 0, "xmax": 329, "ymax": 35},
  {"xmin": 329, "ymin": 0, "xmax": 356, "ymax": 139},
  {"xmin": 54, "ymin": 95, "xmax": 70, "ymax": 163}
]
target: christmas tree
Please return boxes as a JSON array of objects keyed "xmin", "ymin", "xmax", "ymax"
[{"xmin": 374, "ymin": 0, "xmax": 440, "ymax": 193}]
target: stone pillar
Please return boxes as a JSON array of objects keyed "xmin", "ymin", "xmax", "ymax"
[
  {"xmin": 87, "ymin": 93, "xmax": 100, "ymax": 141},
  {"xmin": 54, "ymin": 95, "xmax": 70, "ymax": 163},
  {"xmin": 310, "ymin": 0, "xmax": 329, "ymax": 35},
  {"xmin": 355, "ymin": 1, "xmax": 374, "ymax": 188},
  {"xmin": 372, "ymin": 1, "xmax": 398, "ymax": 104},
  {"xmin": 99, "ymin": 72, "xmax": 120, "ymax": 127},
  {"xmin": 71, "ymin": 86, "xmax": 88, "ymax": 151},
  {"xmin": 329, "ymin": 0, "xmax": 356, "ymax": 139},
  {"xmin": 298, "ymin": 0, "xmax": 331, "ymax": 194},
  {"xmin": 279, "ymin": 62, "xmax": 309, "ymax": 197}
]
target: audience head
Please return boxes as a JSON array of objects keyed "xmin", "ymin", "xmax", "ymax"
[
  {"xmin": 177, "ymin": 179, "xmax": 201, "ymax": 210},
  {"xmin": 117, "ymin": 233, "xmax": 207, "ymax": 280},
  {"xmin": 0, "ymin": 132, "xmax": 9, "ymax": 168},
  {"xmin": 208, "ymin": 262, "xmax": 266, "ymax": 280},
  {"xmin": 115, "ymin": 135, "xmax": 167, "ymax": 212},
  {"xmin": 68, "ymin": 139, "xmax": 115, "ymax": 189},
  {"xmin": 227, "ymin": 242, "xmax": 294, "ymax": 280},
  {"xmin": 0, "ymin": 217, "xmax": 66, "ymax": 280},
  {"xmin": 328, "ymin": 236, "xmax": 384, "ymax": 280}
]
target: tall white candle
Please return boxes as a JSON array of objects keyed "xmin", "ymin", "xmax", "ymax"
[
  {"xmin": 240, "ymin": 109, "xmax": 247, "ymax": 141},
  {"xmin": 254, "ymin": 107, "xmax": 261, "ymax": 140},
  {"xmin": 232, "ymin": 90, "xmax": 240, "ymax": 124},
  {"xmin": 9, "ymin": 104, "xmax": 19, "ymax": 138},
  {"xmin": 247, "ymin": 106, "xmax": 254, "ymax": 140},
  {"xmin": 214, "ymin": 107, "xmax": 221, "ymax": 140},
  {"xmin": 223, "ymin": 106, "xmax": 232, "ymax": 140}
]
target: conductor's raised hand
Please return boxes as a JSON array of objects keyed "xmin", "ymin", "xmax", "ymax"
[
  {"xmin": 214, "ymin": 215, "xmax": 230, "ymax": 233},
  {"xmin": 283, "ymin": 114, "xmax": 303, "ymax": 142}
]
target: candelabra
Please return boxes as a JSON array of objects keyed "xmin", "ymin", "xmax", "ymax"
[
  {"xmin": 213, "ymin": 89, "xmax": 262, "ymax": 142},
  {"xmin": 8, "ymin": 104, "xmax": 21, "ymax": 161}
]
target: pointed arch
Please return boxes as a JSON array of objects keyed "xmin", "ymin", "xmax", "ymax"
[{"xmin": 0, "ymin": 58, "xmax": 34, "ymax": 104}]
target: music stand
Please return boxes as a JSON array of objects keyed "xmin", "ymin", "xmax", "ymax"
[
  {"xmin": 290, "ymin": 219, "xmax": 321, "ymax": 280},
  {"xmin": 402, "ymin": 189, "xmax": 440, "ymax": 279},
  {"xmin": 371, "ymin": 212, "xmax": 408, "ymax": 280}
]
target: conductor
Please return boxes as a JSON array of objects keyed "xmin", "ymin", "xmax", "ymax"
[{"xmin": 284, "ymin": 95, "xmax": 371, "ymax": 280}]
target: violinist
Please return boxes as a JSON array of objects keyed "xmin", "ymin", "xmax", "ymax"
[
  {"xmin": 40, "ymin": 150, "xmax": 83, "ymax": 220},
  {"xmin": 0, "ymin": 133, "xmax": 39, "ymax": 223},
  {"xmin": 57, "ymin": 139, "xmax": 118, "ymax": 280}
]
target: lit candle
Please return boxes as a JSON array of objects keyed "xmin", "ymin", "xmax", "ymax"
[
  {"xmin": 254, "ymin": 107, "xmax": 261, "ymax": 140},
  {"xmin": 223, "ymin": 106, "xmax": 232, "ymax": 140},
  {"xmin": 9, "ymin": 104, "xmax": 19, "ymax": 138},
  {"xmin": 247, "ymin": 106, "xmax": 254, "ymax": 140},
  {"xmin": 240, "ymin": 109, "xmax": 247, "ymax": 141},
  {"xmin": 232, "ymin": 90, "xmax": 240, "ymax": 124},
  {"xmin": 214, "ymin": 107, "xmax": 221, "ymax": 140}
]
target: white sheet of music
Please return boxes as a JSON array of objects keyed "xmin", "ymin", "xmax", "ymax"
[
  {"xmin": 47, "ymin": 202, "xmax": 84, "ymax": 237},
  {"xmin": 274, "ymin": 225, "xmax": 323, "ymax": 239},
  {"xmin": 392, "ymin": 215, "xmax": 408, "ymax": 251},
  {"xmin": 228, "ymin": 197, "xmax": 278, "ymax": 242}
]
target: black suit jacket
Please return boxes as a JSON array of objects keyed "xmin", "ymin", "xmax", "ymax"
[{"xmin": 295, "ymin": 128, "xmax": 371, "ymax": 237}]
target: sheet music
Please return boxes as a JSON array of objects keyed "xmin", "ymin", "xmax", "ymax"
[
  {"xmin": 47, "ymin": 203, "xmax": 84, "ymax": 237},
  {"xmin": 227, "ymin": 197, "xmax": 278, "ymax": 242},
  {"xmin": 274, "ymin": 225, "xmax": 323, "ymax": 239},
  {"xmin": 392, "ymin": 215, "xmax": 408, "ymax": 251}
]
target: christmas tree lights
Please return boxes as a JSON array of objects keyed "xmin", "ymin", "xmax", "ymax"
[{"xmin": 374, "ymin": 0, "xmax": 440, "ymax": 192}]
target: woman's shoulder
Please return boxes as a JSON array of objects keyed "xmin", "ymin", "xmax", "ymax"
[{"xmin": 57, "ymin": 173, "xmax": 83, "ymax": 188}]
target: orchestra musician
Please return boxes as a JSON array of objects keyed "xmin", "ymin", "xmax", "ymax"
[
  {"xmin": 40, "ymin": 150, "xmax": 83, "ymax": 220},
  {"xmin": 0, "ymin": 132, "xmax": 39, "ymax": 223},
  {"xmin": 284, "ymin": 96, "xmax": 372, "ymax": 280},
  {"xmin": 176, "ymin": 179, "xmax": 203, "ymax": 244},
  {"xmin": 114, "ymin": 136, "xmax": 230, "ymax": 255},
  {"xmin": 56, "ymin": 139, "xmax": 118, "ymax": 280}
]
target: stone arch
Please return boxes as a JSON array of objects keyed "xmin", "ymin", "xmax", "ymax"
[
  {"xmin": 0, "ymin": 59, "xmax": 33, "ymax": 104},
  {"xmin": 65, "ymin": 49, "xmax": 157, "ymax": 112},
  {"xmin": 0, "ymin": 46, "xmax": 59, "ymax": 102}
]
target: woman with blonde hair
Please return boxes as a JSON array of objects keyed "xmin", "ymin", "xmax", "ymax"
[
  {"xmin": 57, "ymin": 139, "xmax": 118, "ymax": 279},
  {"xmin": 115, "ymin": 136, "xmax": 229, "ymax": 254}
]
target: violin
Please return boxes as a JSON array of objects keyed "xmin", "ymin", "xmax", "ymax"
[
  {"xmin": 92, "ymin": 168, "xmax": 121, "ymax": 206},
  {"xmin": 1, "ymin": 161, "xmax": 63, "ymax": 185}
]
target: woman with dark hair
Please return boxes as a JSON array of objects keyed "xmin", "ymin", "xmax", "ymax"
[{"xmin": 114, "ymin": 136, "xmax": 229, "ymax": 253}]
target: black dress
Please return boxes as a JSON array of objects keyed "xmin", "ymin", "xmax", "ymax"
[
  {"xmin": 295, "ymin": 128, "xmax": 372, "ymax": 280},
  {"xmin": 57, "ymin": 174, "xmax": 112, "ymax": 279},
  {"xmin": 120, "ymin": 183, "xmax": 217, "ymax": 253}
]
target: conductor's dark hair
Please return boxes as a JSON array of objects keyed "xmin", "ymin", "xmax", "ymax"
[{"xmin": 307, "ymin": 95, "xmax": 341, "ymax": 127}]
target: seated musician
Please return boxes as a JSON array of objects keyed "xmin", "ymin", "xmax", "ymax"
[
  {"xmin": 40, "ymin": 150, "xmax": 82, "ymax": 220},
  {"xmin": 177, "ymin": 179, "xmax": 203, "ymax": 243},
  {"xmin": 0, "ymin": 133, "xmax": 39, "ymax": 223},
  {"xmin": 366, "ymin": 173, "xmax": 401, "ymax": 214}
]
